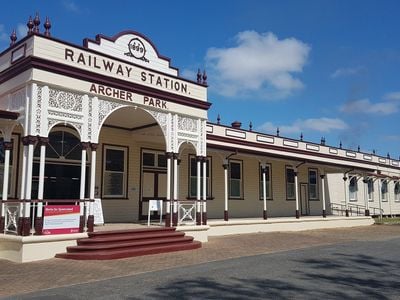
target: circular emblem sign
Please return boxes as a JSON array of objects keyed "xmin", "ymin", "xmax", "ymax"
[{"xmin": 128, "ymin": 38, "xmax": 146, "ymax": 60}]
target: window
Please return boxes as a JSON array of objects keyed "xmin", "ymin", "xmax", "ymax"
[
  {"xmin": 349, "ymin": 176, "xmax": 358, "ymax": 201},
  {"xmin": 286, "ymin": 167, "xmax": 296, "ymax": 200},
  {"xmin": 142, "ymin": 151, "xmax": 166, "ymax": 169},
  {"xmin": 103, "ymin": 145, "xmax": 128, "ymax": 198},
  {"xmin": 395, "ymin": 182, "xmax": 400, "ymax": 202},
  {"xmin": 367, "ymin": 178, "xmax": 374, "ymax": 201},
  {"xmin": 259, "ymin": 164, "xmax": 272, "ymax": 200},
  {"xmin": 229, "ymin": 160, "xmax": 243, "ymax": 199},
  {"xmin": 188, "ymin": 156, "xmax": 211, "ymax": 198},
  {"xmin": 308, "ymin": 169, "xmax": 318, "ymax": 200},
  {"xmin": 381, "ymin": 179, "xmax": 388, "ymax": 202}
]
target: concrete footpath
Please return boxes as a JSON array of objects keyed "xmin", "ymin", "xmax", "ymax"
[{"xmin": 1, "ymin": 225, "xmax": 400, "ymax": 298}]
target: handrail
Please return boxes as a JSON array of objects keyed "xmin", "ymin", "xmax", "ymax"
[{"xmin": 329, "ymin": 202, "xmax": 383, "ymax": 216}]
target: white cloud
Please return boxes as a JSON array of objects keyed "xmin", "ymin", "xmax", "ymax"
[
  {"xmin": 258, "ymin": 117, "xmax": 348, "ymax": 135},
  {"xmin": 383, "ymin": 91, "xmax": 400, "ymax": 101},
  {"xmin": 0, "ymin": 24, "xmax": 9, "ymax": 42},
  {"xmin": 63, "ymin": 0, "xmax": 80, "ymax": 13},
  {"xmin": 205, "ymin": 31, "xmax": 310, "ymax": 99},
  {"xmin": 331, "ymin": 66, "xmax": 365, "ymax": 79},
  {"xmin": 17, "ymin": 23, "xmax": 26, "ymax": 39},
  {"xmin": 340, "ymin": 98, "xmax": 398, "ymax": 115}
]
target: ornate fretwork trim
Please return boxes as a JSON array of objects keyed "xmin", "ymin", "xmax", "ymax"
[{"xmin": 49, "ymin": 89, "xmax": 83, "ymax": 112}]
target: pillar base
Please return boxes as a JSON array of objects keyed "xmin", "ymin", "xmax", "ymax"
[
  {"xmin": 295, "ymin": 210, "xmax": 300, "ymax": 219},
  {"xmin": 202, "ymin": 212, "xmax": 207, "ymax": 225},
  {"xmin": 79, "ymin": 215, "xmax": 85, "ymax": 232},
  {"xmin": 365, "ymin": 209, "xmax": 370, "ymax": 217},
  {"xmin": 322, "ymin": 209, "xmax": 326, "ymax": 218},
  {"xmin": 34, "ymin": 216, "xmax": 43, "ymax": 235},
  {"xmin": 165, "ymin": 212, "xmax": 171, "ymax": 227},
  {"xmin": 263, "ymin": 210, "xmax": 267, "ymax": 220},
  {"xmin": 0, "ymin": 216, "xmax": 4, "ymax": 233},
  {"xmin": 196, "ymin": 212, "xmax": 201, "ymax": 225},
  {"xmin": 87, "ymin": 215, "xmax": 94, "ymax": 232},
  {"xmin": 20, "ymin": 217, "xmax": 31, "ymax": 236},
  {"xmin": 172, "ymin": 212, "xmax": 178, "ymax": 227},
  {"xmin": 345, "ymin": 209, "xmax": 349, "ymax": 217},
  {"xmin": 224, "ymin": 210, "xmax": 228, "ymax": 221}
]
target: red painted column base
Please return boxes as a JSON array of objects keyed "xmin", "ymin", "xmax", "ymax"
[
  {"xmin": 87, "ymin": 215, "xmax": 94, "ymax": 232},
  {"xmin": 34, "ymin": 217, "xmax": 43, "ymax": 235},
  {"xmin": 322, "ymin": 209, "xmax": 327, "ymax": 218},
  {"xmin": 165, "ymin": 212, "xmax": 171, "ymax": 227},
  {"xmin": 295, "ymin": 210, "xmax": 300, "ymax": 219},
  {"xmin": 345, "ymin": 209, "xmax": 349, "ymax": 217},
  {"xmin": 365, "ymin": 209, "xmax": 370, "ymax": 216},
  {"xmin": 79, "ymin": 215, "xmax": 85, "ymax": 232},
  {"xmin": 224, "ymin": 210, "xmax": 228, "ymax": 221},
  {"xmin": 196, "ymin": 212, "xmax": 201, "ymax": 225},
  {"xmin": 172, "ymin": 212, "xmax": 178, "ymax": 227},
  {"xmin": 0, "ymin": 216, "xmax": 5, "ymax": 233},
  {"xmin": 263, "ymin": 210, "xmax": 267, "ymax": 220},
  {"xmin": 202, "ymin": 212, "xmax": 207, "ymax": 225},
  {"xmin": 21, "ymin": 217, "xmax": 31, "ymax": 236}
]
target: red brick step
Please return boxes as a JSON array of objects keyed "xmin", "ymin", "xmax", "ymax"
[{"xmin": 56, "ymin": 226, "xmax": 201, "ymax": 260}]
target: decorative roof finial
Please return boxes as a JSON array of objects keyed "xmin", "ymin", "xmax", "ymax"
[
  {"xmin": 202, "ymin": 70, "xmax": 207, "ymax": 85},
  {"xmin": 373, "ymin": 149, "xmax": 376, "ymax": 154},
  {"xmin": 321, "ymin": 137, "xmax": 326, "ymax": 145},
  {"xmin": 387, "ymin": 152, "xmax": 390, "ymax": 159},
  {"xmin": 10, "ymin": 29, "xmax": 17, "ymax": 46},
  {"xmin": 27, "ymin": 16, "xmax": 34, "ymax": 35},
  {"xmin": 276, "ymin": 127, "xmax": 280, "ymax": 137},
  {"xmin": 339, "ymin": 141, "xmax": 342, "ymax": 149},
  {"xmin": 300, "ymin": 132, "xmax": 303, "ymax": 141},
  {"xmin": 197, "ymin": 69, "xmax": 202, "ymax": 83},
  {"xmin": 33, "ymin": 12, "xmax": 40, "ymax": 33},
  {"xmin": 357, "ymin": 145, "xmax": 360, "ymax": 152},
  {"xmin": 44, "ymin": 16, "xmax": 51, "ymax": 37},
  {"xmin": 249, "ymin": 121, "xmax": 253, "ymax": 131},
  {"xmin": 217, "ymin": 114, "xmax": 221, "ymax": 125}
]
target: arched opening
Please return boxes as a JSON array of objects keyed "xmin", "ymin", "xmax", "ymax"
[
  {"xmin": 32, "ymin": 125, "xmax": 87, "ymax": 199},
  {"xmin": 98, "ymin": 105, "xmax": 166, "ymax": 222}
]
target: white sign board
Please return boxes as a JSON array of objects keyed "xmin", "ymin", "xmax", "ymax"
[
  {"xmin": 148, "ymin": 200, "xmax": 163, "ymax": 226},
  {"xmin": 93, "ymin": 198, "xmax": 104, "ymax": 225}
]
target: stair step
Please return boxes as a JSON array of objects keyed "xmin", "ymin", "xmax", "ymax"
[
  {"xmin": 68, "ymin": 236, "xmax": 194, "ymax": 252},
  {"xmin": 78, "ymin": 231, "xmax": 185, "ymax": 245},
  {"xmin": 56, "ymin": 241, "xmax": 202, "ymax": 260},
  {"xmin": 88, "ymin": 227, "xmax": 176, "ymax": 238}
]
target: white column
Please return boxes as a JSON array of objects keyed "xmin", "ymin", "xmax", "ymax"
[
  {"xmin": 172, "ymin": 153, "xmax": 178, "ymax": 226},
  {"xmin": 363, "ymin": 177, "xmax": 370, "ymax": 216},
  {"xmin": 166, "ymin": 153, "xmax": 172, "ymax": 226},
  {"xmin": 37, "ymin": 139, "xmax": 47, "ymax": 215},
  {"xmin": 262, "ymin": 164, "xmax": 267, "ymax": 220},
  {"xmin": 19, "ymin": 144, "xmax": 27, "ymax": 226},
  {"xmin": 377, "ymin": 178, "xmax": 383, "ymax": 220},
  {"xmin": 387, "ymin": 180, "xmax": 392, "ymax": 217},
  {"xmin": 202, "ymin": 158, "xmax": 207, "ymax": 225},
  {"xmin": 223, "ymin": 161, "xmax": 228, "ymax": 221},
  {"xmin": 1, "ymin": 141, "xmax": 12, "ymax": 233},
  {"xmin": 196, "ymin": 157, "xmax": 201, "ymax": 225},
  {"xmin": 87, "ymin": 143, "xmax": 97, "ymax": 232},
  {"xmin": 24, "ymin": 138, "xmax": 35, "ymax": 235},
  {"xmin": 295, "ymin": 169, "xmax": 300, "ymax": 218},
  {"xmin": 79, "ymin": 142, "xmax": 89, "ymax": 231},
  {"xmin": 343, "ymin": 175, "xmax": 349, "ymax": 217},
  {"xmin": 321, "ymin": 174, "xmax": 326, "ymax": 217}
]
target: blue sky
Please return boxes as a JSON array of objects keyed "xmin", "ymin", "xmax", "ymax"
[{"xmin": 1, "ymin": 0, "xmax": 400, "ymax": 158}]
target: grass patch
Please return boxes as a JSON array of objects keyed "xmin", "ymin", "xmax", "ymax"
[{"xmin": 374, "ymin": 217, "xmax": 400, "ymax": 225}]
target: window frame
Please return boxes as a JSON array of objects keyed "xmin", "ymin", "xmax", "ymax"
[
  {"xmin": 367, "ymin": 178, "xmax": 374, "ymax": 202},
  {"xmin": 229, "ymin": 159, "xmax": 244, "ymax": 200},
  {"xmin": 381, "ymin": 179, "xmax": 388, "ymax": 202},
  {"xmin": 102, "ymin": 144, "xmax": 129, "ymax": 199},
  {"xmin": 394, "ymin": 181, "xmax": 400, "ymax": 202},
  {"xmin": 259, "ymin": 163, "xmax": 272, "ymax": 200},
  {"xmin": 348, "ymin": 176, "xmax": 358, "ymax": 202},
  {"xmin": 308, "ymin": 168, "xmax": 319, "ymax": 201},
  {"xmin": 286, "ymin": 166, "xmax": 296, "ymax": 201},
  {"xmin": 188, "ymin": 155, "xmax": 213, "ymax": 199}
]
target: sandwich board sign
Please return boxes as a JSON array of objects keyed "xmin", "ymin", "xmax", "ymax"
[{"xmin": 148, "ymin": 199, "xmax": 163, "ymax": 226}]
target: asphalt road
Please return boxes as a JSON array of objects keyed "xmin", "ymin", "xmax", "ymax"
[{"xmin": 7, "ymin": 236, "xmax": 400, "ymax": 300}]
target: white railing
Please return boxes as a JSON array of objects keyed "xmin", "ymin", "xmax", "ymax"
[{"xmin": 178, "ymin": 200, "xmax": 196, "ymax": 225}]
